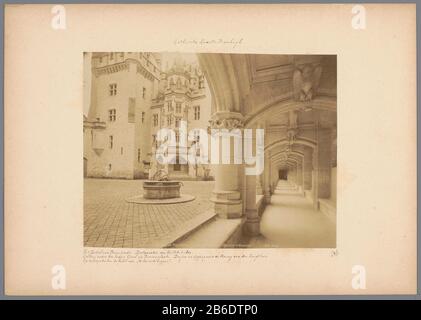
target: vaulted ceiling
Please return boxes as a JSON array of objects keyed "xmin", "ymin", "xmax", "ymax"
[
  {"xmin": 197, "ymin": 53, "xmax": 337, "ymax": 127},
  {"xmin": 198, "ymin": 53, "xmax": 337, "ymax": 171}
]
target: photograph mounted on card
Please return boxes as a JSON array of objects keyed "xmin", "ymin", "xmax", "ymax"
[{"xmin": 4, "ymin": 4, "xmax": 416, "ymax": 295}]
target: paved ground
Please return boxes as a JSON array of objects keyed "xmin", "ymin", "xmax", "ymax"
[
  {"xmin": 84, "ymin": 179, "xmax": 214, "ymax": 248},
  {"xmin": 249, "ymin": 180, "xmax": 336, "ymax": 248}
]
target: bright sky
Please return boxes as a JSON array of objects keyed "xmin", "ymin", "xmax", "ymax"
[{"xmin": 160, "ymin": 52, "xmax": 199, "ymax": 72}]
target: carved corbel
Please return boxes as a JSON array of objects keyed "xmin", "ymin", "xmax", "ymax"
[{"xmin": 292, "ymin": 63, "xmax": 322, "ymax": 102}]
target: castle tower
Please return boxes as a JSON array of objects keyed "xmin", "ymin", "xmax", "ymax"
[
  {"xmin": 83, "ymin": 52, "xmax": 161, "ymax": 179},
  {"xmin": 150, "ymin": 53, "xmax": 211, "ymax": 180}
]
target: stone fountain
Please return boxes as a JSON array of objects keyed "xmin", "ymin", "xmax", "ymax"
[
  {"xmin": 143, "ymin": 165, "xmax": 183, "ymax": 199},
  {"xmin": 126, "ymin": 163, "xmax": 194, "ymax": 205}
]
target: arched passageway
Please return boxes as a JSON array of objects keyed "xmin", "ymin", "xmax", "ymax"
[
  {"xmin": 250, "ymin": 180, "xmax": 336, "ymax": 248},
  {"xmin": 279, "ymin": 169, "xmax": 287, "ymax": 180},
  {"xmin": 197, "ymin": 53, "xmax": 337, "ymax": 248}
]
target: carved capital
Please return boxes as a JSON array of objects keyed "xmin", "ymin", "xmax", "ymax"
[{"xmin": 208, "ymin": 111, "xmax": 244, "ymax": 130}]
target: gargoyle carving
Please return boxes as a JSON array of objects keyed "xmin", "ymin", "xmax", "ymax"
[{"xmin": 292, "ymin": 64, "xmax": 322, "ymax": 101}]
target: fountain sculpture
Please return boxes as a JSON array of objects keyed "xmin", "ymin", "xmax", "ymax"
[{"xmin": 143, "ymin": 164, "xmax": 183, "ymax": 199}]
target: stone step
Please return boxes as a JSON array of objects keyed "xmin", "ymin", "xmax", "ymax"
[
  {"xmin": 173, "ymin": 217, "xmax": 242, "ymax": 248},
  {"xmin": 145, "ymin": 210, "xmax": 217, "ymax": 248}
]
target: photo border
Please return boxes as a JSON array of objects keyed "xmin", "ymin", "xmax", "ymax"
[{"xmin": 0, "ymin": 0, "xmax": 419, "ymax": 300}]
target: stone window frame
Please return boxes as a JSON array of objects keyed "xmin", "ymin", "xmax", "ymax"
[
  {"xmin": 199, "ymin": 77, "xmax": 205, "ymax": 89},
  {"xmin": 176, "ymin": 102, "xmax": 182, "ymax": 113},
  {"xmin": 109, "ymin": 83, "xmax": 117, "ymax": 96},
  {"xmin": 193, "ymin": 129, "xmax": 201, "ymax": 142},
  {"xmin": 152, "ymin": 134, "xmax": 157, "ymax": 148},
  {"xmin": 108, "ymin": 109, "xmax": 116, "ymax": 122},
  {"xmin": 193, "ymin": 105, "xmax": 200, "ymax": 120},
  {"xmin": 153, "ymin": 114, "xmax": 159, "ymax": 127}
]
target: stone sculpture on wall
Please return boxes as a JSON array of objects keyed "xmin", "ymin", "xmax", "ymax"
[{"xmin": 292, "ymin": 64, "xmax": 322, "ymax": 101}]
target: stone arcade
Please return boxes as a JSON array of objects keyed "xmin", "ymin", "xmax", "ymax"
[
  {"xmin": 84, "ymin": 53, "xmax": 337, "ymax": 248},
  {"xmin": 179, "ymin": 53, "xmax": 337, "ymax": 247}
]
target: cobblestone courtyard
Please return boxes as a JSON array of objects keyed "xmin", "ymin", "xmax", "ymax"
[{"xmin": 84, "ymin": 179, "xmax": 214, "ymax": 248}]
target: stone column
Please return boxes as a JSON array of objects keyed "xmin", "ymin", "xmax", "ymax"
[
  {"xmin": 294, "ymin": 166, "xmax": 298, "ymax": 187},
  {"xmin": 255, "ymin": 122, "xmax": 264, "ymax": 196},
  {"xmin": 209, "ymin": 111, "xmax": 244, "ymax": 219},
  {"xmin": 288, "ymin": 166, "xmax": 297, "ymax": 185},
  {"xmin": 303, "ymin": 147, "xmax": 313, "ymax": 190},
  {"xmin": 270, "ymin": 162, "xmax": 275, "ymax": 192},
  {"xmin": 264, "ymin": 151, "xmax": 271, "ymax": 203},
  {"xmin": 312, "ymin": 148, "xmax": 319, "ymax": 209},
  {"xmin": 245, "ymin": 174, "xmax": 260, "ymax": 235},
  {"xmin": 244, "ymin": 127, "xmax": 260, "ymax": 236},
  {"xmin": 256, "ymin": 175, "xmax": 263, "ymax": 195},
  {"xmin": 317, "ymin": 128, "xmax": 332, "ymax": 199},
  {"xmin": 296, "ymin": 162, "xmax": 303, "ymax": 192}
]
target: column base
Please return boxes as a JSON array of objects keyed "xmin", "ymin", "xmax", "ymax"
[
  {"xmin": 211, "ymin": 190, "xmax": 243, "ymax": 219},
  {"xmin": 297, "ymin": 185, "xmax": 305, "ymax": 195},
  {"xmin": 244, "ymin": 213, "xmax": 260, "ymax": 236},
  {"xmin": 264, "ymin": 191, "xmax": 271, "ymax": 204}
]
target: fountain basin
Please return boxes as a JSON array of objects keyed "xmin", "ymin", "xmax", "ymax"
[{"xmin": 143, "ymin": 180, "xmax": 182, "ymax": 199}]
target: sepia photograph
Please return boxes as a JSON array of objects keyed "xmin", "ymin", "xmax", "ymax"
[
  {"xmin": 83, "ymin": 52, "xmax": 337, "ymax": 249},
  {"xmin": 4, "ymin": 3, "xmax": 416, "ymax": 297}
]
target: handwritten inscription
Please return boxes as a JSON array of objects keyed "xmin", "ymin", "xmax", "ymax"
[
  {"xmin": 83, "ymin": 248, "xmax": 267, "ymax": 264},
  {"xmin": 174, "ymin": 38, "xmax": 244, "ymax": 49}
]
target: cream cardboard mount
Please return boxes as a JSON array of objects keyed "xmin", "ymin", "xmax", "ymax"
[{"xmin": 4, "ymin": 4, "xmax": 417, "ymax": 295}]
